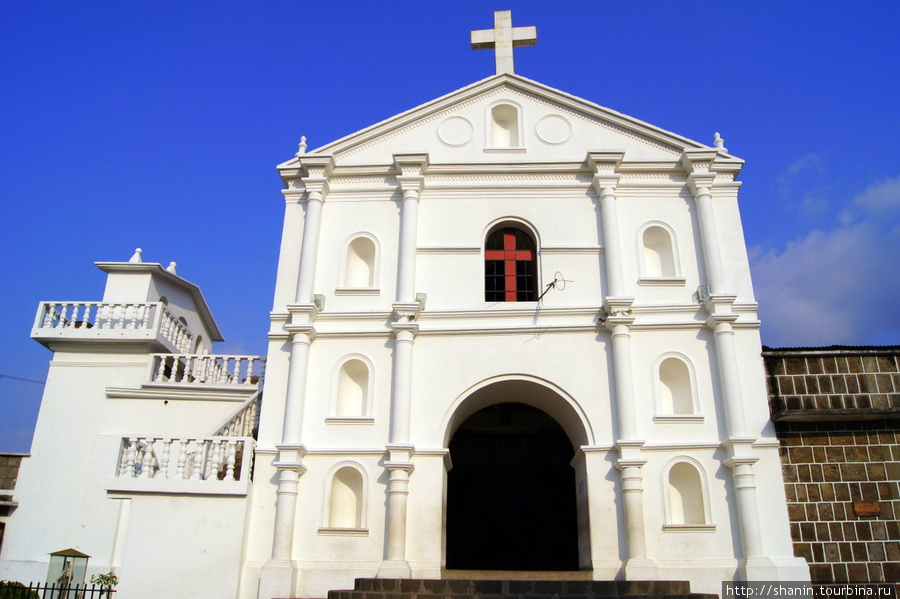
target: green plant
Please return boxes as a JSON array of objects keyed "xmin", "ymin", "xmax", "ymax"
[
  {"xmin": 91, "ymin": 572, "xmax": 119, "ymax": 596},
  {"xmin": 0, "ymin": 581, "xmax": 40, "ymax": 599}
]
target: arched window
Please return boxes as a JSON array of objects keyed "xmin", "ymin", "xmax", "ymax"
[
  {"xmin": 665, "ymin": 460, "xmax": 711, "ymax": 528},
  {"xmin": 485, "ymin": 227, "xmax": 537, "ymax": 302},
  {"xmin": 657, "ymin": 356, "xmax": 695, "ymax": 415},
  {"xmin": 335, "ymin": 358, "xmax": 370, "ymax": 417},
  {"xmin": 326, "ymin": 465, "xmax": 366, "ymax": 529},
  {"xmin": 339, "ymin": 234, "xmax": 379, "ymax": 290},
  {"xmin": 640, "ymin": 224, "xmax": 678, "ymax": 278}
]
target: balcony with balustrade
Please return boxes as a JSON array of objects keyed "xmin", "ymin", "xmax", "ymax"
[
  {"xmin": 32, "ymin": 301, "xmax": 194, "ymax": 353},
  {"xmin": 106, "ymin": 386, "xmax": 262, "ymax": 495}
]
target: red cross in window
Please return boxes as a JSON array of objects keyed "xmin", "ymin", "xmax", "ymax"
[{"xmin": 485, "ymin": 230, "xmax": 534, "ymax": 301}]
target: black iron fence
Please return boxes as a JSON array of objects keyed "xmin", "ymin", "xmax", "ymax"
[{"xmin": 0, "ymin": 581, "xmax": 116, "ymax": 598}]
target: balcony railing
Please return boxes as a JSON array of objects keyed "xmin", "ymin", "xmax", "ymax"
[
  {"xmin": 33, "ymin": 301, "xmax": 192, "ymax": 353},
  {"xmin": 116, "ymin": 436, "xmax": 253, "ymax": 482},
  {"xmin": 211, "ymin": 391, "xmax": 261, "ymax": 438},
  {"xmin": 149, "ymin": 354, "xmax": 265, "ymax": 387}
]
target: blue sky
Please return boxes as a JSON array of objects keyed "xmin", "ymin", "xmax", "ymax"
[{"xmin": 1, "ymin": 1, "xmax": 899, "ymax": 453}]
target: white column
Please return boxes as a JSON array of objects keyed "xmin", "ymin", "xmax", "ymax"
[
  {"xmin": 605, "ymin": 311, "xmax": 656, "ymax": 579},
  {"xmin": 381, "ymin": 324, "xmax": 416, "ymax": 575},
  {"xmin": 389, "ymin": 326, "xmax": 416, "ymax": 444},
  {"xmin": 295, "ymin": 189, "xmax": 325, "ymax": 303},
  {"xmin": 728, "ymin": 457, "xmax": 764, "ymax": 559},
  {"xmin": 397, "ymin": 190, "xmax": 420, "ymax": 304},
  {"xmin": 708, "ymin": 307, "xmax": 765, "ymax": 568},
  {"xmin": 281, "ymin": 328, "xmax": 314, "ymax": 445},
  {"xmin": 617, "ymin": 460, "xmax": 649, "ymax": 566},
  {"xmin": 590, "ymin": 153, "xmax": 655, "ymax": 578},
  {"xmin": 379, "ymin": 155, "xmax": 426, "ymax": 579},
  {"xmin": 394, "ymin": 154, "xmax": 427, "ymax": 303},
  {"xmin": 378, "ymin": 445, "xmax": 415, "ymax": 578},
  {"xmin": 684, "ymin": 151, "xmax": 726, "ymax": 295},
  {"xmin": 709, "ymin": 312, "xmax": 748, "ymax": 439},
  {"xmin": 261, "ymin": 157, "xmax": 331, "ymax": 599},
  {"xmin": 589, "ymin": 152, "xmax": 625, "ymax": 297},
  {"xmin": 609, "ymin": 320, "xmax": 637, "ymax": 441}
]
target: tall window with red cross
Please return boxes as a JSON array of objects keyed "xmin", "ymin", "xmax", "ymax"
[{"xmin": 485, "ymin": 227, "xmax": 537, "ymax": 302}]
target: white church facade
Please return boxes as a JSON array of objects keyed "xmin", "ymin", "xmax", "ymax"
[{"xmin": 0, "ymin": 12, "xmax": 809, "ymax": 599}]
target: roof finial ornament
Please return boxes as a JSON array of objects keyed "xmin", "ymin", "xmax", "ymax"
[
  {"xmin": 714, "ymin": 132, "xmax": 727, "ymax": 152},
  {"xmin": 471, "ymin": 10, "xmax": 537, "ymax": 75},
  {"xmin": 295, "ymin": 136, "xmax": 308, "ymax": 158},
  {"xmin": 167, "ymin": 261, "xmax": 177, "ymax": 275},
  {"xmin": 129, "ymin": 248, "xmax": 143, "ymax": 263}
]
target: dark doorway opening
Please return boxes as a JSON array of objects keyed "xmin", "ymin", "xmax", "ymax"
[{"xmin": 446, "ymin": 402, "xmax": 579, "ymax": 571}]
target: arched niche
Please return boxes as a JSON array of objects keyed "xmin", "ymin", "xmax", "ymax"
[
  {"xmin": 338, "ymin": 233, "xmax": 380, "ymax": 290},
  {"xmin": 322, "ymin": 463, "xmax": 367, "ymax": 531},
  {"xmin": 658, "ymin": 356, "xmax": 694, "ymax": 414},
  {"xmin": 487, "ymin": 101, "xmax": 523, "ymax": 149},
  {"xmin": 333, "ymin": 356, "xmax": 372, "ymax": 418},
  {"xmin": 638, "ymin": 222, "xmax": 682, "ymax": 281},
  {"xmin": 663, "ymin": 458, "xmax": 714, "ymax": 530}
]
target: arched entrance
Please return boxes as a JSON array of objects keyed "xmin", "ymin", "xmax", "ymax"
[{"xmin": 445, "ymin": 401, "xmax": 581, "ymax": 571}]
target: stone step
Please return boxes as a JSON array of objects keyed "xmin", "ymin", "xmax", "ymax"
[{"xmin": 328, "ymin": 578, "xmax": 713, "ymax": 599}]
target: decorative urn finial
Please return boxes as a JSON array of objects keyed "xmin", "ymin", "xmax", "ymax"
[
  {"xmin": 295, "ymin": 136, "xmax": 308, "ymax": 158},
  {"xmin": 714, "ymin": 132, "xmax": 727, "ymax": 152},
  {"xmin": 167, "ymin": 261, "xmax": 177, "ymax": 275}
]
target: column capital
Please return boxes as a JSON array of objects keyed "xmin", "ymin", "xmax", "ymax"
[
  {"xmin": 587, "ymin": 150, "xmax": 625, "ymax": 173},
  {"xmin": 587, "ymin": 151, "xmax": 624, "ymax": 193},
  {"xmin": 287, "ymin": 303, "xmax": 319, "ymax": 327},
  {"xmin": 392, "ymin": 301, "xmax": 421, "ymax": 326},
  {"xmin": 703, "ymin": 294, "xmax": 739, "ymax": 329},
  {"xmin": 615, "ymin": 439, "xmax": 646, "ymax": 461},
  {"xmin": 298, "ymin": 155, "xmax": 334, "ymax": 199},
  {"xmin": 687, "ymin": 173, "xmax": 716, "ymax": 197},
  {"xmin": 396, "ymin": 157, "xmax": 426, "ymax": 199},
  {"xmin": 298, "ymin": 154, "xmax": 335, "ymax": 177},
  {"xmin": 273, "ymin": 443, "xmax": 308, "ymax": 472},
  {"xmin": 600, "ymin": 297, "xmax": 635, "ymax": 331},
  {"xmin": 384, "ymin": 444, "xmax": 415, "ymax": 473}
]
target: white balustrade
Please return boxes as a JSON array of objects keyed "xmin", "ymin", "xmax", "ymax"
[
  {"xmin": 116, "ymin": 437, "xmax": 253, "ymax": 482},
  {"xmin": 211, "ymin": 391, "xmax": 262, "ymax": 438},
  {"xmin": 34, "ymin": 301, "xmax": 193, "ymax": 352},
  {"xmin": 150, "ymin": 354, "xmax": 266, "ymax": 387}
]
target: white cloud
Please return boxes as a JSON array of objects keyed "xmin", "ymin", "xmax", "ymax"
[
  {"xmin": 751, "ymin": 176, "xmax": 900, "ymax": 347},
  {"xmin": 840, "ymin": 175, "xmax": 900, "ymax": 223}
]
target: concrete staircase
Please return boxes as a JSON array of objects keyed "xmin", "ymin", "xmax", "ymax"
[{"xmin": 326, "ymin": 577, "xmax": 718, "ymax": 599}]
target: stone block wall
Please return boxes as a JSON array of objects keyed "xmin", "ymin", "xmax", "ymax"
[
  {"xmin": 0, "ymin": 452, "xmax": 26, "ymax": 553},
  {"xmin": 764, "ymin": 347, "xmax": 900, "ymax": 589},
  {"xmin": 0, "ymin": 454, "xmax": 24, "ymax": 492}
]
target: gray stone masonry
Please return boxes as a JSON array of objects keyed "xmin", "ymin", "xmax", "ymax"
[{"xmin": 764, "ymin": 347, "xmax": 900, "ymax": 591}]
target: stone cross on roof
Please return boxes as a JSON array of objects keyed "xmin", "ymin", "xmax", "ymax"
[{"xmin": 470, "ymin": 10, "xmax": 537, "ymax": 75}]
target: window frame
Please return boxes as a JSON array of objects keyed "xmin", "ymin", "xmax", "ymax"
[{"xmin": 483, "ymin": 224, "xmax": 540, "ymax": 303}]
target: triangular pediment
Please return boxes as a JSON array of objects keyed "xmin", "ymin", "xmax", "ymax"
[{"xmin": 281, "ymin": 74, "xmax": 713, "ymax": 170}]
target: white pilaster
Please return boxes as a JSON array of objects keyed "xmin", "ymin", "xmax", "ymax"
[
  {"xmin": 378, "ymin": 445, "xmax": 415, "ymax": 578},
  {"xmin": 394, "ymin": 154, "xmax": 427, "ymax": 304},
  {"xmin": 603, "ymin": 300, "xmax": 656, "ymax": 579},
  {"xmin": 294, "ymin": 156, "xmax": 333, "ymax": 304},
  {"xmin": 684, "ymin": 150, "xmax": 726, "ymax": 295},
  {"xmin": 589, "ymin": 152, "xmax": 625, "ymax": 297},
  {"xmin": 261, "ymin": 157, "xmax": 332, "ymax": 598}
]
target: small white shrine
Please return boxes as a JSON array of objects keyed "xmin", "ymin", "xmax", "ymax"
[{"xmin": 0, "ymin": 11, "xmax": 809, "ymax": 599}]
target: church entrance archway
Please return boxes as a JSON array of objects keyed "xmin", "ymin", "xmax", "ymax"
[{"xmin": 445, "ymin": 401, "xmax": 581, "ymax": 571}]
